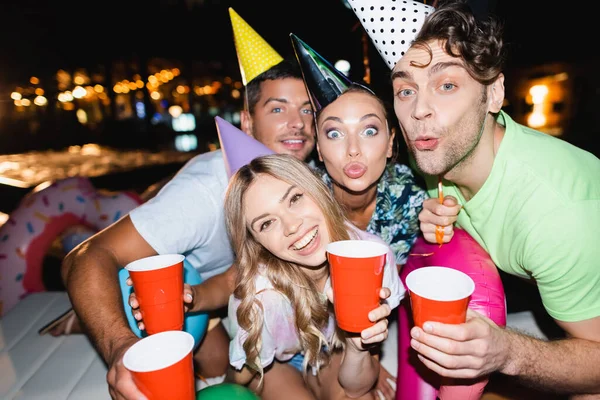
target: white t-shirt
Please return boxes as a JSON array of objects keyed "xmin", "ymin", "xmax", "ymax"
[{"xmin": 129, "ymin": 150, "xmax": 234, "ymax": 281}]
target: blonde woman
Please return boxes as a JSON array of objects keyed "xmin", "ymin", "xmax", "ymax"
[{"xmin": 224, "ymin": 154, "xmax": 405, "ymax": 399}]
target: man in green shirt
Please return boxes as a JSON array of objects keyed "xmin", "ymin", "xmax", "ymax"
[{"xmin": 353, "ymin": 0, "xmax": 600, "ymax": 397}]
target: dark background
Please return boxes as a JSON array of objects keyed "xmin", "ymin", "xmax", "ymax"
[
  {"xmin": 0, "ymin": 0, "xmax": 598, "ymax": 158},
  {"xmin": 0, "ymin": 0, "xmax": 596, "ymax": 89}
]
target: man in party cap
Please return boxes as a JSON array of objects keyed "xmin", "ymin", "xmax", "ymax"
[
  {"xmin": 291, "ymin": 32, "xmax": 428, "ymax": 399},
  {"xmin": 353, "ymin": 0, "xmax": 600, "ymax": 397},
  {"xmin": 228, "ymin": 7, "xmax": 315, "ymax": 161},
  {"xmin": 62, "ymin": 8, "xmax": 317, "ymax": 400}
]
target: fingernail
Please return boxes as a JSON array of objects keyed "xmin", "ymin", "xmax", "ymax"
[
  {"xmin": 186, "ymin": 293, "xmax": 193, "ymax": 301},
  {"xmin": 410, "ymin": 339, "xmax": 419, "ymax": 350},
  {"xmin": 411, "ymin": 328, "xmax": 420, "ymax": 339},
  {"xmin": 423, "ymin": 322, "xmax": 433, "ymax": 333}
]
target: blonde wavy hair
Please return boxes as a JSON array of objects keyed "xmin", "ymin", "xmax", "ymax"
[{"xmin": 224, "ymin": 154, "xmax": 350, "ymax": 379}]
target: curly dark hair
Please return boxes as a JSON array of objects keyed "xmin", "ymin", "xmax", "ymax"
[
  {"xmin": 410, "ymin": 0, "xmax": 506, "ymax": 85},
  {"xmin": 244, "ymin": 58, "xmax": 304, "ymax": 114}
]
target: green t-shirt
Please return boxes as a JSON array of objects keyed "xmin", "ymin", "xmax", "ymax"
[{"xmin": 422, "ymin": 111, "xmax": 600, "ymax": 322}]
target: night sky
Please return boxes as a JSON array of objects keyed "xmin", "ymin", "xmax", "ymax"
[{"xmin": 0, "ymin": 0, "xmax": 596, "ymax": 89}]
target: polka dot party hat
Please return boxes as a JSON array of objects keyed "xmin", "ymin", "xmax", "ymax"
[
  {"xmin": 291, "ymin": 33, "xmax": 373, "ymax": 113},
  {"xmin": 348, "ymin": 0, "xmax": 435, "ymax": 69},
  {"xmin": 229, "ymin": 7, "xmax": 284, "ymax": 85}
]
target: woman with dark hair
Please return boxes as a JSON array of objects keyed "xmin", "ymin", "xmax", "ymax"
[{"xmin": 292, "ymin": 34, "xmax": 428, "ymax": 400}]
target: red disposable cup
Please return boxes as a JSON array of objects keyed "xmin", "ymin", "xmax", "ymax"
[
  {"xmin": 405, "ymin": 266, "xmax": 475, "ymax": 328},
  {"xmin": 326, "ymin": 240, "xmax": 388, "ymax": 333},
  {"xmin": 125, "ymin": 254, "xmax": 185, "ymax": 335},
  {"xmin": 123, "ymin": 330, "xmax": 195, "ymax": 400}
]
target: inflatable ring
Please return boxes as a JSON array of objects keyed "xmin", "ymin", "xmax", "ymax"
[
  {"xmin": 118, "ymin": 259, "xmax": 209, "ymax": 350},
  {"xmin": 0, "ymin": 176, "xmax": 143, "ymax": 317},
  {"xmin": 397, "ymin": 228, "xmax": 507, "ymax": 400}
]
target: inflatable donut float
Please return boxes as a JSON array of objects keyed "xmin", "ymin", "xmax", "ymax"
[
  {"xmin": 397, "ymin": 227, "xmax": 507, "ymax": 400},
  {"xmin": 0, "ymin": 176, "xmax": 143, "ymax": 316}
]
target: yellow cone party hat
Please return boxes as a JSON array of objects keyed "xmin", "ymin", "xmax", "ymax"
[
  {"xmin": 229, "ymin": 8, "xmax": 284, "ymax": 85},
  {"xmin": 349, "ymin": 0, "xmax": 434, "ymax": 69}
]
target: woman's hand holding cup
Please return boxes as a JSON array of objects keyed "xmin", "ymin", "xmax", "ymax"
[{"xmin": 327, "ymin": 286, "xmax": 392, "ymax": 351}]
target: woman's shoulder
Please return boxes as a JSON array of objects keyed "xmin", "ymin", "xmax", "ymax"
[
  {"xmin": 253, "ymin": 274, "xmax": 293, "ymax": 303},
  {"xmin": 254, "ymin": 272, "xmax": 276, "ymax": 292}
]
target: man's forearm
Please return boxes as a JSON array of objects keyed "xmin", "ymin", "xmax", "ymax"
[
  {"xmin": 191, "ymin": 266, "xmax": 236, "ymax": 312},
  {"xmin": 62, "ymin": 242, "xmax": 136, "ymax": 363},
  {"xmin": 503, "ymin": 330, "xmax": 600, "ymax": 394}
]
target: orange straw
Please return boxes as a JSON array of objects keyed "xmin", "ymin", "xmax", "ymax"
[{"xmin": 435, "ymin": 176, "xmax": 444, "ymax": 246}]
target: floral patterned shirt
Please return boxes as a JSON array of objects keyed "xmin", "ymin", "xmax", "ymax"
[{"xmin": 316, "ymin": 163, "xmax": 428, "ymax": 265}]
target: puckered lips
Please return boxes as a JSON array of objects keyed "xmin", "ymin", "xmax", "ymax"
[
  {"xmin": 413, "ymin": 135, "xmax": 439, "ymax": 151},
  {"xmin": 343, "ymin": 162, "xmax": 367, "ymax": 179}
]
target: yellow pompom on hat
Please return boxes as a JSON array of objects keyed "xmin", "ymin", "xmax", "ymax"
[{"xmin": 229, "ymin": 7, "xmax": 284, "ymax": 85}]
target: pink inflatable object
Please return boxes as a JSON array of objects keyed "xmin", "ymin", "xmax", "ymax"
[
  {"xmin": 0, "ymin": 177, "xmax": 143, "ymax": 316},
  {"xmin": 397, "ymin": 228, "xmax": 506, "ymax": 400}
]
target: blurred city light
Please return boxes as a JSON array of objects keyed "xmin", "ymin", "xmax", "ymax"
[
  {"xmin": 34, "ymin": 96, "xmax": 47, "ymax": 106},
  {"xmin": 527, "ymin": 112, "xmax": 546, "ymax": 128},
  {"xmin": 172, "ymin": 113, "xmax": 196, "ymax": 132},
  {"xmin": 334, "ymin": 59, "xmax": 351, "ymax": 77},
  {"xmin": 73, "ymin": 86, "xmax": 86, "ymax": 99},
  {"xmin": 76, "ymin": 109, "xmax": 88, "ymax": 124},
  {"xmin": 58, "ymin": 92, "xmax": 74, "ymax": 102},
  {"xmin": 0, "ymin": 145, "xmax": 196, "ymax": 188},
  {"xmin": 136, "ymin": 102, "xmax": 146, "ymax": 119},
  {"xmin": 526, "ymin": 83, "xmax": 550, "ymax": 130},
  {"xmin": 168, "ymin": 105, "xmax": 183, "ymax": 119},
  {"xmin": 529, "ymin": 85, "xmax": 549, "ymax": 105},
  {"xmin": 174, "ymin": 134, "xmax": 198, "ymax": 152}
]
